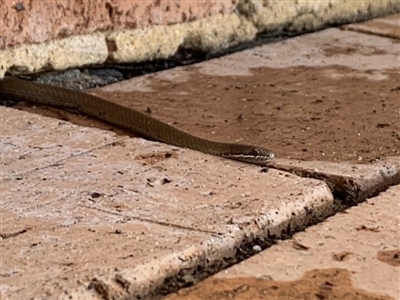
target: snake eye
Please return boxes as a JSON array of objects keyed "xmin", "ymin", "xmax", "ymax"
[{"xmin": 251, "ymin": 148, "xmax": 261, "ymax": 156}]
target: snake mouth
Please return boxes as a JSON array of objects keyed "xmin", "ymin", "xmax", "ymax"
[{"xmin": 221, "ymin": 151, "xmax": 274, "ymax": 165}]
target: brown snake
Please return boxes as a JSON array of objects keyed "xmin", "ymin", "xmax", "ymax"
[{"xmin": 0, "ymin": 76, "xmax": 274, "ymax": 165}]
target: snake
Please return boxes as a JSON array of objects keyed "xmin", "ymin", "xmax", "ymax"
[{"xmin": 0, "ymin": 76, "xmax": 274, "ymax": 165}]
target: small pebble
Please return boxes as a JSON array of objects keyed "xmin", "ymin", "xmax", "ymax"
[{"xmin": 253, "ymin": 245, "xmax": 262, "ymax": 252}]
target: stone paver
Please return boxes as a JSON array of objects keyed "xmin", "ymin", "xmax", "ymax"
[
  {"xmin": 0, "ymin": 107, "xmax": 333, "ymax": 299},
  {"xmin": 164, "ymin": 184, "xmax": 400, "ymax": 299}
]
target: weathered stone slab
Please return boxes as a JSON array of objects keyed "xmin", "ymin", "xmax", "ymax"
[{"xmin": 0, "ymin": 107, "xmax": 333, "ymax": 299}]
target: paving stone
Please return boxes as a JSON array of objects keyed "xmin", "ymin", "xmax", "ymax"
[
  {"xmin": 0, "ymin": 108, "xmax": 333, "ymax": 299},
  {"xmin": 0, "ymin": 107, "xmax": 124, "ymax": 177}
]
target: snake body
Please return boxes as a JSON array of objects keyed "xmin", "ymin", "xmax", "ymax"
[{"xmin": 0, "ymin": 76, "xmax": 274, "ymax": 165}]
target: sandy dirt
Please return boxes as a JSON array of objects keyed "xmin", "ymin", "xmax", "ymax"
[{"xmin": 163, "ymin": 268, "xmax": 395, "ymax": 300}]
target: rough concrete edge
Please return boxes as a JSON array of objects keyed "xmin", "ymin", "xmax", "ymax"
[
  {"xmin": 105, "ymin": 13, "xmax": 258, "ymax": 63},
  {"xmin": 1, "ymin": 0, "xmax": 400, "ymax": 78},
  {"xmin": 236, "ymin": 0, "xmax": 400, "ymax": 33},
  {"xmin": 60, "ymin": 181, "xmax": 334, "ymax": 300},
  {"xmin": 270, "ymin": 157, "xmax": 400, "ymax": 204},
  {"xmin": 0, "ymin": 32, "xmax": 108, "ymax": 77}
]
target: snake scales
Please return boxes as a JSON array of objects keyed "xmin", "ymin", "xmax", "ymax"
[{"xmin": 0, "ymin": 76, "xmax": 274, "ymax": 165}]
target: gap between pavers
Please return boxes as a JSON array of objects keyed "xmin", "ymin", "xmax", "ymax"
[
  {"xmin": 342, "ymin": 13, "xmax": 400, "ymax": 39},
  {"xmin": 270, "ymin": 157, "xmax": 400, "ymax": 204}
]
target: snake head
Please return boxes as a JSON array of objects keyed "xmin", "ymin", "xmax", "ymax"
[{"xmin": 222, "ymin": 145, "xmax": 275, "ymax": 165}]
